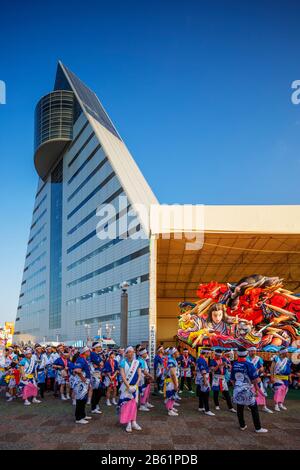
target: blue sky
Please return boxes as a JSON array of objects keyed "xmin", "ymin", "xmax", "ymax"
[{"xmin": 0, "ymin": 0, "xmax": 300, "ymax": 323}]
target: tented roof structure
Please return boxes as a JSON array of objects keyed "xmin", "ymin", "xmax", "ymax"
[{"xmin": 154, "ymin": 205, "xmax": 300, "ymax": 299}]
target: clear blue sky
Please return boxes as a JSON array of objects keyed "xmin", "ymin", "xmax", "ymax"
[{"xmin": 0, "ymin": 0, "xmax": 300, "ymax": 323}]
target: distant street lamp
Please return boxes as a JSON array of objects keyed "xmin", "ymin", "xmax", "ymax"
[
  {"xmin": 105, "ymin": 323, "xmax": 116, "ymax": 338},
  {"xmin": 97, "ymin": 322, "xmax": 102, "ymax": 339},
  {"xmin": 84, "ymin": 323, "xmax": 91, "ymax": 344},
  {"xmin": 120, "ymin": 281, "xmax": 129, "ymax": 348}
]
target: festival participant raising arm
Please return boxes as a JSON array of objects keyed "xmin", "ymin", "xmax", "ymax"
[{"xmin": 118, "ymin": 346, "xmax": 142, "ymax": 433}]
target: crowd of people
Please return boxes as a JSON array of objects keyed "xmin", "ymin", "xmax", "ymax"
[{"xmin": 0, "ymin": 341, "xmax": 299, "ymax": 433}]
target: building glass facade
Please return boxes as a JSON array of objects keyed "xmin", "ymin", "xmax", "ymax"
[
  {"xmin": 14, "ymin": 62, "xmax": 154, "ymax": 346},
  {"xmin": 49, "ymin": 160, "xmax": 63, "ymax": 330}
]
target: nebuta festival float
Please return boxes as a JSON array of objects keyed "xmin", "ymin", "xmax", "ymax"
[{"xmin": 177, "ymin": 274, "xmax": 300, "ymax": 356}]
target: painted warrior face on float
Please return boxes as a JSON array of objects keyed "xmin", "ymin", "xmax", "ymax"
[{"xmin": 235, "ymin": 320, "xmax": 253, "ymax": 337}]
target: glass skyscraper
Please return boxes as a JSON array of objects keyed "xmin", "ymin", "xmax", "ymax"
[{"xmin": 14, "ymin": 62, "xmax": 158, "ymax": 346}]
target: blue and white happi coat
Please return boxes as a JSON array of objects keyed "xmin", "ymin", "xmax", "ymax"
[
  {"xmin": 90, "ymin": 363, "xmax": 103, "ymax": 390},
  {"xmin": 73, "ymin": 357, "xmax": 91, "ymax": 400},
  {"xmin": 45, "ymin": 353, "xmax": 56, "ymax": 379},
  {"xmin": 231, "ymin": 360, "xmax": 258, "ymax": 406},
  {"xmin": 210, "ymin": 358, "xmax": 230, "ymax": 392},
  {"xmin": 138, "ymin": 357, "xmax": 150, "ymax": 397},
  {"xmin": 164, "ymin": 356, "xmax": 178, "ymax": 400},
  {"xmin": 118, "ymin": 358, "xmax": 140, "ymax": 407},
  {"xmin": 273, "ymin": 356, "xmax": 291, "ymax": 388},
  {"xmin": 33, "ymin": 353, "xmax": 47, "ymax": 384},
  {"xmin": 19, "ymin": 356, "xmax": 37, "ymax": 394},
  {"xmin": 248, "ymin": 355, "xmax": 267, "ymax": 396},
  {"xmin": 195, "ymin": 356, "xmax": 211, "ymax": 392}
]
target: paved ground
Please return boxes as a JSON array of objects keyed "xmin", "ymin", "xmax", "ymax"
[{"xmin": 0, "ymin": 390, "xmax": 299, "ymax": 450}]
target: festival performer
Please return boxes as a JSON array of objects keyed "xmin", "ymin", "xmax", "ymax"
[
  {"xmin": 70, "ymin": 349, "xmax": 80, "ymax": 405},
  {"xmin": 210, "ymin": 349, "xmax": 236, "ymax": 413},
  {"xmin": 178, "ymin": 348, "xmax": 195, "ymax": 393},
  {"xmin": 53, "ymin": 348, "xmax": 72, "ymax": 400},
  {"xmin": 247, "ymin": 347, "xmax": 273, "ymax": 413},
  {"xmin": 0, "ymin": 350, "xmax": 10, "ymax": 398},
  {"xmin": 153, "ymin": 346, "xmax": 165, "ymax": 395},
  {"xmin": 164, "ymin": 347, "xmax": 180, "ymax": 416},
  {"xmin": 33, "ymin": 344, "xmax": 47, "ymax": 399},
  {"xmin": 90, "ymin": 342, "xmax": 104, "ymax": 414},
  {"xmin": 223, "ymin": 350, "xmax": 233, "ymax": 385},
  {"xmin": 116, "ymin": 347, "xmax": 125, "ymax": 365},
  {"xmin": 138, "ymin": 348, "xmax": 154, "ymax": 411},
  {"xmin": 270, "ymin": 347, "xmax": 292, "ymax": 412},
  {"xmin": 230, "ymin": 346, "xmax": 268, "ymax": 433},
  {"xmin": 44, "ymin": 346, "xmax": 56, "ymax": 392},
  {"xmin": 104, "ymin": 350, "xmax": 119, "ymax": 406},
  {"xmin": 52, "ymin": 344, "xmax": 62, "ymax": 397},
  {"xmin": 118, "ymin": 346, "xmax": 142, "ymax": 433},
  {"xmin": 5, "ymin": 361, "xmax": 20, "ymax": 402},
  {"xmin": 73, "ymin": 346, "xmax": 92, "ymax": 424},
  {"xmin": 6, "ymin": 346, "xmax": 18, "ymax": 363},
  {"xmin": 19, "ymin": 348, "xmax": 41, "ymax": 406},
  {"xmin": 195, "ymin": 348, "xmax": 215, "ymax": 416},
  {"xmin": 2, "ymin": 349, "xmax": 18, "ymax": 401}
]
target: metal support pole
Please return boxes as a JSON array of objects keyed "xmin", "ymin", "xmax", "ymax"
[{"xmin": 120, "ymin": 282, "xmax": 129, "ymax": 348}]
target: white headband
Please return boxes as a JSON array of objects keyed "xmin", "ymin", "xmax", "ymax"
[
  {"xmin": 169, "ymin": 347, "xmax": 177, "ymax": 355},
  {"xmin": 237, "ymin": 350, "xmax": 248, "ymax": 357}
]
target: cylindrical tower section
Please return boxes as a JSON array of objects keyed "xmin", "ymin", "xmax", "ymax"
[{"xmin": 34, "ymin": 90, "xmax": 74, "ymax": 180}]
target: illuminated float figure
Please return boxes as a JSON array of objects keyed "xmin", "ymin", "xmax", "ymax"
[{"xmin": 177, "ymin": 274, "xmax": 300, "ymax": 351}]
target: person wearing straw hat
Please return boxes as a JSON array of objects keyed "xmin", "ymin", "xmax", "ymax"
[
  {"xmin": 230, "ymin": 346, "xmax": 268, "ymax": 433},
  {"xmin": 195, "ymin": 348, "xmax": 215, "ymax": 416},
  {"xmin": 270, "ymin": 347, "xmax": 292, "ymax": 412},
  {"xmin": 247, "ymin": 347, "xmax": 273, "ymax": 414},
  {"xmin": 73, "ymin": 346, "xmax": 92, "ymax": 424},
  {"xmin": 118, "ymin": 346, "xmax": 142, "ymax": 433}
]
